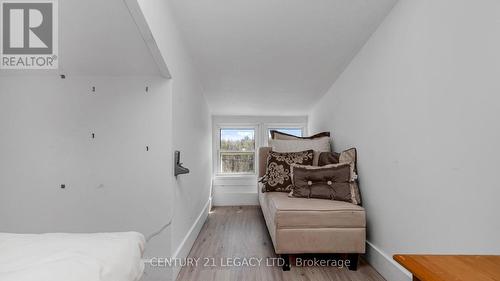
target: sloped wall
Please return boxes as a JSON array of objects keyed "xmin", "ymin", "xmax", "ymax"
[{"xmin": 309, "ymin": 0, "xmax": 500, "ymax": 280}]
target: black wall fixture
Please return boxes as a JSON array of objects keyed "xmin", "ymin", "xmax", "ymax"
[{"xmin": 174, "ymin": 151, "xmax": 190, "ymax": 176}]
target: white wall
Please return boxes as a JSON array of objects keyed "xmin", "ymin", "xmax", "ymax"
[
  {"xmin": 0, "ymin": 1, "xmax": 212, "ymax": 281},
  {"xmin": 0, "ymin": 76, "xmax": 174, "ymax": 280},
  {"xmin": 309, "ymin": 0, "xmax": 500, "ymax": 280},
  {"xmin": 136, "ymin": 0, "xmax": 213, "ymax": 279}
]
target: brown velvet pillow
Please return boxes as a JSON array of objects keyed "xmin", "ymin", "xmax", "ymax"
[
  {"xmin": 261, "ymin": 150, "xmax": 314, "ymax": 192},
  {"xmin": 290, "ymin": 164, "xmax": 353, "ymax": 202},
  {"xmin": 319, "ymin": 148, "xmax": 357, "ymax": 179},
  {"xmin": 318, "ymin": 151, "xmax": 340, "ymax": 165},
  {"xmin": 271, "ymin": 130, "xmax": 330, "ymax": 140},
  {"xmin": 314, "ymin": 148, "xmax": 361, "ymax": 205}
]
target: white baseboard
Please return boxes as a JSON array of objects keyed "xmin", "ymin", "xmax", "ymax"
[
  {"xmin": 365, "ymin": 241, "xmax": 412, "ymax": 281},
  {"xmin": 171, "ymin": 199, "xmax": 210, "ymax": 280},
  {"xmin": 213, "ymin": 190, "xmax": 258, "ymax": 206}
]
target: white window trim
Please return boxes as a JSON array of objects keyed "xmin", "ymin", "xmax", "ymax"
[
  {"xmin": 213, "ymin": 121, "xmax": 308, "ymax": 179},
  {"xmin": 214, "ymin": 123, "xmax": 259, "ymax": 178}
]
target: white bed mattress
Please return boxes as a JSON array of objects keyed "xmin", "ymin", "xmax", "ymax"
[{"xmin": 0, "ymin": 232, "xmax": 146, "ymax": 281}]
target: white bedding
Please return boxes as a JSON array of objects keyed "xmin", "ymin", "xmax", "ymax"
[{"xmin": 0, "ymin": 232, "xmax": 145, "ymax": 281}]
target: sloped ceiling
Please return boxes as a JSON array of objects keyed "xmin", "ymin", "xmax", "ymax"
[
  {"xmin": 60, "ymin": 0, "xmax": 167, "ymax": 76},
  {"xmin": 169, "ymin": 0, "xmax": 398, "ymax": 115},
  {"xmin": 1, "ymin": 0, "xmax": 167, "ymax": 76}
]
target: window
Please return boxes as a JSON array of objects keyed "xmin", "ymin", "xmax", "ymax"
[
  {"xmin": 213, "ymin": 120, "xmax": 307, "ymax": 178},
  {"xmin": 219, "ymin": 128, "xmax": 255, "ymax": 174},
  {"xmin": 268, "ymin": 128, "xmax": 303, "ymax": 139}
]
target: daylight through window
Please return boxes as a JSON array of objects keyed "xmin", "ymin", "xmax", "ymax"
[{"xmin": 219, "ymin": 128, "xmax": 255, "ymax": 174}]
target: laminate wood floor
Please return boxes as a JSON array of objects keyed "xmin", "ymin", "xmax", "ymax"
[{"xmin": 177, "ymin": 206, "xmax": 386, "ymax": 281}]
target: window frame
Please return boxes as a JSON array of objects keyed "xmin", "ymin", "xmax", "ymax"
[
  {"xmin": 212, "ymin": 121, "xmax": 308, "ymax": 180},
  {"xmin": 215, "ymin": 124, "xmax": 259, "ymax": 177}
]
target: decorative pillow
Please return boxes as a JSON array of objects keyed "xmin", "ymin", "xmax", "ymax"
[
  {"xmin": 349, "ymin": 182, "xmax": 362, "ymax": 205},
  {"xmin": 318, "ymin": 151, "xmax": 340, "ymax": 165},
  {"xmin": 261, "ymin": 150, "xmax": 314, "ymax": 192},
  {"xmin": 340, "ymin": 148, "xmax": 357, "ymax": 176},
  {"xmin": 319, "ymin": 148, "xmax": 357, "ymax": 180},
  {"xmin": 271, "ymin": 130, "xmax": 330, "ymax": 140},
  {"xmin": 318, "ymin": 148, "xmax": 360, "ymax": 204},
  {"xmin": 290, "ymin": 164, "xmax": 353, "ymax": 202},
  {"xmin": 269, "ymin": 137, "xmax": 331, "ymax": 166}
]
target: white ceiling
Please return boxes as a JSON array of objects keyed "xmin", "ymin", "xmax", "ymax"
[
  {"xmin": 1, "ymin": 0, "xmax": 165, "ymax": 76},
  {"xmin": 169, "ymin": 0, "xmax": 398, "ymax": 115}
]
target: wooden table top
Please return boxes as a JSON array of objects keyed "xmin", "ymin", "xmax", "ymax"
[{"xmin": 393, "ymin": 255, "xmax": 500, "ymax": 281}]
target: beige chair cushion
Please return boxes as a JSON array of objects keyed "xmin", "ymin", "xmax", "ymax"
[
  {"xmin": 262, "ymin": 192, "xmax": 365, "ymax": 229},
  {"xmin": 258, "ymin": 185, "xmax": 366, "ymax": 254}
]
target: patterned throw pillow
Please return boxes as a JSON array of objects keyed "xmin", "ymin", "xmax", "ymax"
[
  {"xmin": 261, "ymin": 150, "xmax": 314, "ymax": 192},
  {"xmin": 269, "ymin": 138, "xmax": 331, "ymax": 166}
]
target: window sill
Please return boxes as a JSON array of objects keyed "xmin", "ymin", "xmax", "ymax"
[
  {"xmin": 213, "ymin": 174, "xmax": 257, "ymax": 187},
  {"xmin": 214, "ymin": 174, "xmax": 257, "ymax": 179}
]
